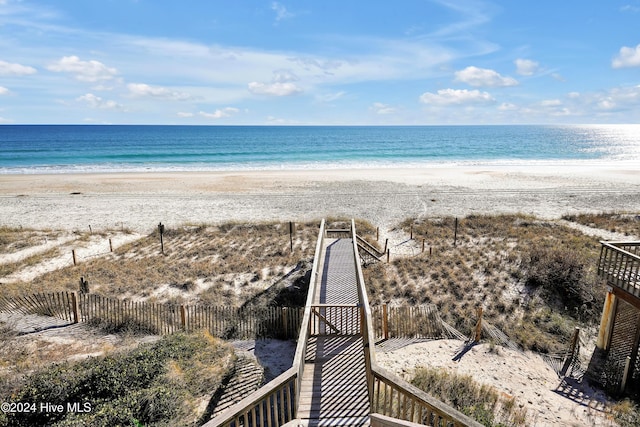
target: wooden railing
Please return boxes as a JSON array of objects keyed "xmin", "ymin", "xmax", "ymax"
[
  {"xmin": 351, "ymin": 220, "xmax": 482, "ymax": 427},
  {"xmin": 371, "ymin": 369, "xmax": 480, "ymax": 427},
  {"xmin": 309, "ymin": 304, "xmax": 361, "ymax": 335},
  {"xmin": 598, "ymin": 241, "xmax": 640, "ymax": 298},
  {"xmin": 356, "ymin": 234, "xmax": 384, "ymax": 263},
  {"xmin": 205, "ymin": 369, "xmax": 297, "ymax": 427},
  {"xmin": 204, "ymin": 219, "xmax": 327, "ymax": 427}
]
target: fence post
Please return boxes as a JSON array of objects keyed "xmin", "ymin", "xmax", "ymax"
[
  {"xmin": 72, "ymin": 249, "xmax": 77, "ymax": 266},
  {"xmin": 454, "ymin": 217, "xmax": 458, "ymax": 247},
  {"xmin": 410, "ymin": 224, "xmax": 413, "ymax": 240},
  {"xmin": 158, "ymin": 222, "xmax": 165, "ymax": 254},
  {"xmin": 109, "ymin": 238, "xmax": 113, "ymax": 252},
  {"xmin": 71, "ymin": 292, "xmax": 79, "ymax": 324},
  {"xmin": 376, "ymin": 227, "xmax": 379, "ymax": 242},
  {"xmin": 383, "ymin": 303, "xmax": 389, "ymax": 340},
  {"xmin": 282, "ymin": 307, "xmax": 289, "ymax": 338},
  {"xmin": 180, "ymin": 305, "xmax": 186, "ymax": 331},
  {"xmin": 386, "ymin": 249, "xmax": 390, "ymax": 263},
  {"xmin": 289, "ymin": 221, "xmax": 295, "ymax": 253},
  {"xmin": 561, "ymin": 327, "xmax": 580, "ymax": 376},
  {"xmin": 79, "ymin": 276, "xmax": 89, "ymax": 294},
  {"xmin": 422, "ymin": 239, "xmax": 425, "ymax": 253},
  {"xmin": 474, "ymin": 307, "xmax": 483, "ymax": 342}
]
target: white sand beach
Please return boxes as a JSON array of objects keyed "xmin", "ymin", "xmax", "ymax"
[{"xmin": 1, "ymin": 165, "xmax": 639, "ymax": 232}]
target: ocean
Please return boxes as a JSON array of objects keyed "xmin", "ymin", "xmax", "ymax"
[{"xmin": 0, "ymin": 125, "xmax": 639, "ymax": 174}]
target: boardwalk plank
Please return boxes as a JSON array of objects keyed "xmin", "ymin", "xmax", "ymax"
[{"xmin": 299, "ymin": 238, "xmax": 370, "ymax": 426}]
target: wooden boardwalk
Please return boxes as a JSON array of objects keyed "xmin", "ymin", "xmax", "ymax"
[{"xmin": 297, "ymin": 238, "xmax": 370, "ymax": 426}]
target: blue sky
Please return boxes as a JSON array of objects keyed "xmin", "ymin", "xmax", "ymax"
[{"xmin": 1, "ymin": 0, "xmax": 640, "ymax": 125}]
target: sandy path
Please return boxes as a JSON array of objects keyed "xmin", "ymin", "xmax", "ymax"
[{"xmin": 376, "ymin": 339, "xmax": 616, "ymax": 427}]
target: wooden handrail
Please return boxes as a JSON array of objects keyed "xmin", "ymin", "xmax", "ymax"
[
  {"xmin": 352, "ymin": 219, "xmax": 483, "ymax": 427},
  {"xmin": 598, "ymin": 241, "xmax": 640, "ymax": 299},
  {"xmin": 203, "ymin": 368, "xmax": 297, "ymax": 427},
  {"xmin": 205, "ymin": 219, "xmax": 327, "ymax": 427},
  {"xmin": 356, "ymin": 234, "xmax": 384, "ymax": 258},
  {"xmin": 370, "ymin": 365, "xmax": 482, "ymax": 427}
]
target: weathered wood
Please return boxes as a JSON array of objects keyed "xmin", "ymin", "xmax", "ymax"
[
  {"xmin": 561, "ymin": 327, "xmax": 580, "ymax": 376},
  {"xmin": 71, "ymin": 292, "xmax": 79, "ymax": 324},
  {"xmin": 474, "ymin": 307, "xmax": 483, "ymax": 342}
]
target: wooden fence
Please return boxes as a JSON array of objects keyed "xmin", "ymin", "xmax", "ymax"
[
  {"xmin": 0, "ymin": 291, "xmax": 303, "ymax": 340},
  {"xmin": 0, "ymin": 291, "xmax": 77, "ymax": 323},
  {"xmin": 371, "ymin": 304, "xmax": 465, "ymax": 341}
]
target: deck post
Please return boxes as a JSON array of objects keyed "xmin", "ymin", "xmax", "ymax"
[{"xmin": 597, "ymin": 290, "xmax": 617, "ymax": 350}]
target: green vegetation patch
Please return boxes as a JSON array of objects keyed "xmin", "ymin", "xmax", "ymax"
[
  {"xmin": 411, "ymin": 366, "xmax": 527, "ymax": 427},
  {"xmin": 0, "ymin": 331, "xmax": 234, "ymax": 427}
]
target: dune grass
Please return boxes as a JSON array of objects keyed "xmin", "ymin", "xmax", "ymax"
[
  {"xmin": 1, "ymin": 221, "xmax": 323, "ymax": 306},
  {"xmin": 363, "ymin": 214, "xmax": 603, "ymax": 353},
  {"xmin": 411, "ymin": 366, "xmax": 527, "ymax": 427},
  {"xmin": 562, "ymin": 212, "xmax": 640, "ymax": 237}
]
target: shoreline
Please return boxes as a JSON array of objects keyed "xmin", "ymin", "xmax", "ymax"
[{"xmin": 1, "ymin": 165, "xmax": 639, "ymax": 232}]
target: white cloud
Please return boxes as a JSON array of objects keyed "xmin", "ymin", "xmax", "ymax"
[
  {"xmin": 177, "ymin": 112, "xmax": 195, "ymax": 118},
  {"xmin": 316, "ymin": 91, "xmax": 345, "ymax": 103},
  {"xmin": 127, "ymin": 83, "xmax": 192, "ymax": 100},
  {"xmin": 198, "ymin": 107, "xmax": 240, "ymax": 119},
  {"xmin": 420, "ymin": 88, "xmax": 494, "ymax": 105},
  {"xmin": 454, "ymin": 66, "xmax": 517, "ymax": 87},
  {"xmin": 370, "ymin": 102, "xmax": 396, "ymax": 115},
  {"xmin": 248, "ymin": 81, "xmax": 302, "ymax": 96},
  {"xmin": 540, "ymin": 99, "xmax": 562, "ymax": 107},
  {"xmin": 0, "ymin": 86, "xmax": 9, "ymax": 95},
  {"xmin": 271, "ymin": 2, "xmax": 294, "ymax": 23},
  {"xmin": 76, "ymin": 93, "xmax": 122, "ymax": 109},
  {"xmin": 599, "ymin": 85, "xmax": 640, "ymax": 108},
  {"xmin": 272, "ymin": 69, "xmax": 299, "ymax": 83},
  {"xmin": 48, "ymin": 56, "xmax": 118, "ymax": 82},
  {"xmin": 620, "ymin": 4, "xmax": 640, "ymax": 12},
  {"xmin": 498, "ymin": 102, "xmax": 517, "ymax": 111},
  {"xmin": 612, "ymin": 44, "xmax": 640, "ymax": 68},
  {"xmin": 514, "ymin": 59, "xmax": 539, "ymax": 76},
  {"xmin": 598, "ymin": 99, "xmax": 616, "ymax": 110},
  {"xmin": 568, "ymin": 92, "xmax": 580, "ymax": 98},
  {"xmin": 0, "ymin": 60, "xmax": 37, "ymax": 76}
]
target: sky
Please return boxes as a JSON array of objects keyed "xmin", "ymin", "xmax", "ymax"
[{"xmin": 1, "ymin": 0, "xmax": 640, "ymax": 125}]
